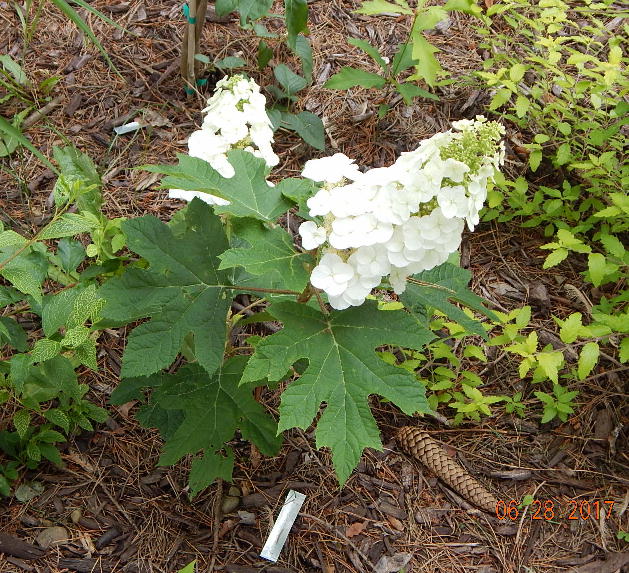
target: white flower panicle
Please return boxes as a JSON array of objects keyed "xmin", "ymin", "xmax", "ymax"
[
  {"xmin": 301, "ymin": 117, "xmax": 505, "ymax": 310},
  {"xmin": 169, "ymin": 75, "xmax": 279, "ymax": 206}
]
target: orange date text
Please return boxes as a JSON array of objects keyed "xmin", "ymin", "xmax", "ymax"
[{"xmin": 495, "ymin": 499, "xmax": 615, "ymax": 521}]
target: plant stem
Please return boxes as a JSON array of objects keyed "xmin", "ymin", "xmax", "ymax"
[{"xmin": 220, "ymin": 285, "xmax": 300, "ymax": 295}]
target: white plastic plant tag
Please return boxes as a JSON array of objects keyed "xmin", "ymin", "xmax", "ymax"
[
  {"xmin": 113, "ymin": 122, "xmax": 142, "ymax": 135},
  {"xmin": 260, "ymin": 490, "xmax": 306, "ymax": 562}
]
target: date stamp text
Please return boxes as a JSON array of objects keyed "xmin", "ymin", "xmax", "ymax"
[{"xmin": 496, "ymin": 499, "xmax": 615, "ymax": 521}]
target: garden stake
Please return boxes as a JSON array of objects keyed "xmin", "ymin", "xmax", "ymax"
[{"xmin": 180, "ymin": 0, "xmax": 208, "ymax": 95}]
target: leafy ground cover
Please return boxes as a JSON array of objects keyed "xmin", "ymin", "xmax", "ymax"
[{"xmin": 1, "ymin": 0, "xmax": 627, "ymax": 572}]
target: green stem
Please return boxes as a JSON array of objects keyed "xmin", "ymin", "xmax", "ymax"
[
  {"xmin": 220, "ymin": 285, "xmax": 300, "ymax": 295},
  {"xmin": 391, "ymin": 10, "xmax": 419, "ymax": 79}
]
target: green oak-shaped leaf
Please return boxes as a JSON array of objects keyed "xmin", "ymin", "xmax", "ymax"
[
  {"xmin": 241, "ymin": 300, "xmax": 433, "ymax": 484},
  {"xmin": 400, "ymin": 263, "xmax": 497, "ymax": 339},
  {"xmin": 112, "ymin": 357, "xmax": 281, "ymax": 497},
  {"xmin": 100, "ymin": 199, "xmax": 231, "ymax": 378},
  {"xmin": 149, "ymin": 150, "xmax": 293, "ymax": 222},
  {"xmin": 219, "ymin": 219, "xmax": 313, "ymax": 292}
]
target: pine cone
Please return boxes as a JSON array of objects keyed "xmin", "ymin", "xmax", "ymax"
[{"xmin": 396, "ymin": 426, "xmax": 499, "ymax": 514}]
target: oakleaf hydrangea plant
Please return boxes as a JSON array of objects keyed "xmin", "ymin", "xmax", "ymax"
[{"xmin": 103, "ymin": 75, "xmax": 505, "ymax": 493}]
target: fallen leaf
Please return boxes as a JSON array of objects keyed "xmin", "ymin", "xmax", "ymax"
[
  {"xmin": 345, "ymin": 521, "xmax": 368, "ymax": 538},
  {"xmin": 387, "ymin": 516, "xmax": 404, "ymax": 531}
]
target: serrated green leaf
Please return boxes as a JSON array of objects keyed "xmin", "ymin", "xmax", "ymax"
[
  {"xmin": 408, "ymin": 33, "xmax": 442, "ymax": 87},
  {"xmin": 100, "ymin": 200, "xmax": 232, "ymax": 378},
  {"xmin": 56, "ymin": 238, "xmax": 86, "ymax": 273},
  {"xmin": 555, "ymin": 143, "xmax": 571, "ymax": 166},
  {"xmin": 0, "ymin": 316, "xmax": 28, "ymax": 351},
  {"xmin": 13, "ymin": 409, "xmax": 31, "ymax": 438},
  {"xmin": 324, "ymin": 67, "xmax": 386, "ymax": 89},
  {"xmin": 463, "ymin": 345, "xmax": 487, "ymax": 361},
  {"xmin": 543, "ymin": 248, "xmax": 569, "ymax": 268},
  {"xmin": 514, "ymin": 305, "xmax": 531, "ymax": 329},
  {"xmin": 0, "ymin": 285, "xmax": 23, "ymax": 306},
  {"xmin": 443, "ymin": 0, "xmax": 481, "ymax": 15},
  {"xmin": 73, "ymin": 413, "xmax": 93, "ymax": 431},
  {"xmin": 74, "ymin": 337, "xmax": 98, "ymax": 370},
  {"xmin": 241, "ymin": 300, "xmax": 433, "ymax": 484},
  {"xmin": 588, "ymin": 253, "xmax": 608, "ymax": 286},
  {"xmin": 559, "ymin": 312, "xmax": 582, "ymax": 344},
  {"xmin": 354, "ymin": 0, "xmax": 413, "ymax": 15},
  {"xmin": 536, "ymin": 351, "xmax": 563, "ymax": 383},
  {"xmin": 0, "ymin": 247, "xmax": 48, "ymax": 302},
  {"xmin": 534, "ymin": 391, "xmax": 554, "ymax": 405},
  {"xmin": 36, "ymin": 429, "xmax": 66, "ymax": 444},
  {"xmin": 400, "ymin": 263, "xmax": 496, "ymax": 339},
  {"xmin": 26, "ymin": 441, "xmax": 41, "ymax": 461},
  {"xmin": 489, "ymin": 88, "xmax": 512, "ymax": 111},
  {"xmin": 52, "ymin": 146, "xmax": 102, "ymax": 212},
  {"xmin": 396, "ymin": 81, "xmax": 438, "ymax": 103},
  {"xmin": 38, "ymin": 443, "xmax": 63, "ymax": 465},
  {"xmin": 577, "ymin": 342, "xmax": 599, "ymax": 380},
  {"xmin": 67, "ymin": 284, "xmax": 103, "ymax": 328},
  {"xmin": 0, "ymin": 476, "xmax": 11, "ymax": 497},
  {"xmin": 347, "ymin": 37, "xmax": 387, "ymax": 70},
  {"xmin": 0, "ymin": 230, "xmax": 27, "ymax": 249},
  {"xmin": 599, "ymin": 234, "xmax": 625, "ymax": 259},
  {"xmin": 61, "ymin": 326, "xmax": 90, "ymax": 348},
  {"xmin": 280, "ymin": 111, "xmax": 325, "ymax": 150},
  {"xmin": 43, "ymin": 409, "xmax": 70, "ymax": 433},
  {"xmin": 540, "ymin": 406, "xmax": 557, "ymax": 424},
  {"xmin": 219, "ymin": 219, "xmax": 312, "ymax": 292},
  {"xmin": 42, "ymin": 288, "xmax": 79, "ymax": 337},
  {"xmin": 153, "ymin": 152, "xmax": 293, "ymax": 222},
  {"xmin": 31, "ymin": 339, "xmax": 62, "ymax": 363},
  {"xmin": 84, "ymin": 402, "xmax": 109, "ymax": 423},
  {"xmin": 515, "ymin": 95, "xmax": 530, "ymax": 117},
  {"xmin": 509, "ymin": 63, "xmax": 526, "ymax": 82},
  {"xmin": 38, "ymin": 213, "xmax": 95, "ymax": 240},
  {"xmin": 619, "ymin": 337, "xmax": 629, "ymax": 363}
]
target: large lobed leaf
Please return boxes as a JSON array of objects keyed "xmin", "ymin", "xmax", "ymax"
[
  {"xmin": 400, "ymin": 263, "xmax": 497, "ymax": 338},
  {"xmin": 111, "ymin": 357, "xmax": 282, "ymax": 497},
  {"xmin": 100, "ymin": 199, "xmax": 231, "ymax": 378},
  {"xmin": 218, "ymin": 219, "xmax": 313, "ymax": 292},
  {"xmin": 148, "ymin": 150, "xmax": 293, "ymax": 222},
  {"xmin": 241, "ymin": 300, "xmax": 433, "ymax": 484}
]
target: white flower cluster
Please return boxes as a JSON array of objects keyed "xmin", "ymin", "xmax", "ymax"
[
  {"xmin": 169, "ymin": 75, "xmax": 279, "ymax": 205},
  {"xmin": 300, "ymin": 117, "xmax": 505, "ymax": 310}
]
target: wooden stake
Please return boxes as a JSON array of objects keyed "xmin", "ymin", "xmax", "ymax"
[{"xmin": 180, "ymin": 0, "xmax": 209, "ymax": 95}]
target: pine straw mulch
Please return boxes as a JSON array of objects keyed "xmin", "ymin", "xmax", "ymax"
[{"xmin": 1, "ymin": 0, "xmax": 628, "ymax": 572}]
